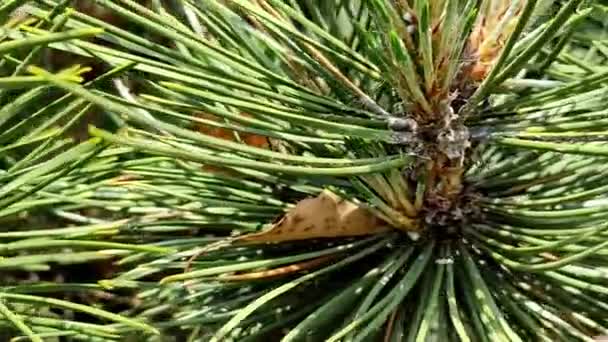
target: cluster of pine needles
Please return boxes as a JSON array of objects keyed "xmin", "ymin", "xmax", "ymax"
[{"xmin": 1, "ymin": 0, "xmax": 608, "ymax": 341}]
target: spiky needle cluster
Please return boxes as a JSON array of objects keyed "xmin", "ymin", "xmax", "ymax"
[{"xmin": 1, "ymin": 0, "xmax": 608, "ymax": 341}]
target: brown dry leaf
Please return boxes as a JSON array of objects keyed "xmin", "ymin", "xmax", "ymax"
[
  {"xmin": 194, "ymin": 112, "xmax": 270, "ymax": 149},
  {"xmin": 194, "ymin": 111, "xmax": 271, "ymax": 175},
  {"xmin": 238, "ymin": 190, "xmax": 390, "ymax": 243}
]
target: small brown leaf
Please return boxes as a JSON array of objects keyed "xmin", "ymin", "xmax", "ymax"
[
  {"xmin": 194, "ymin": 111, "xmax": 270, "ymax": 148},
  {"xmin": 194, "ymin": 111, "xmax": 271, "ymax": 176},
  {"xmin": 238, "ymin": 190, "xmax": 390, "ymax": 243}
]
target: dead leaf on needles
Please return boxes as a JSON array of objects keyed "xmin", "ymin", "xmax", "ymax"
[
  {"xmin": 194, "ymin": 111, "xmax": 271, "ymax": 175},
  {"xmin": 194, "ymin": 112, "xmax": 270, "ymax": 149},
  {"xmin": 238, "ymin": 190, "xmax": 389, "ymax": 243},
  {"xmin": 180, "ymin": 191, "xmax": 388, "ymax": 276}
]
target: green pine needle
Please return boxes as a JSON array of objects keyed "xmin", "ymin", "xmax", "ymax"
[{"xmin": 0, "ymin": 1, "xmax": 607, "ymax": 341}]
